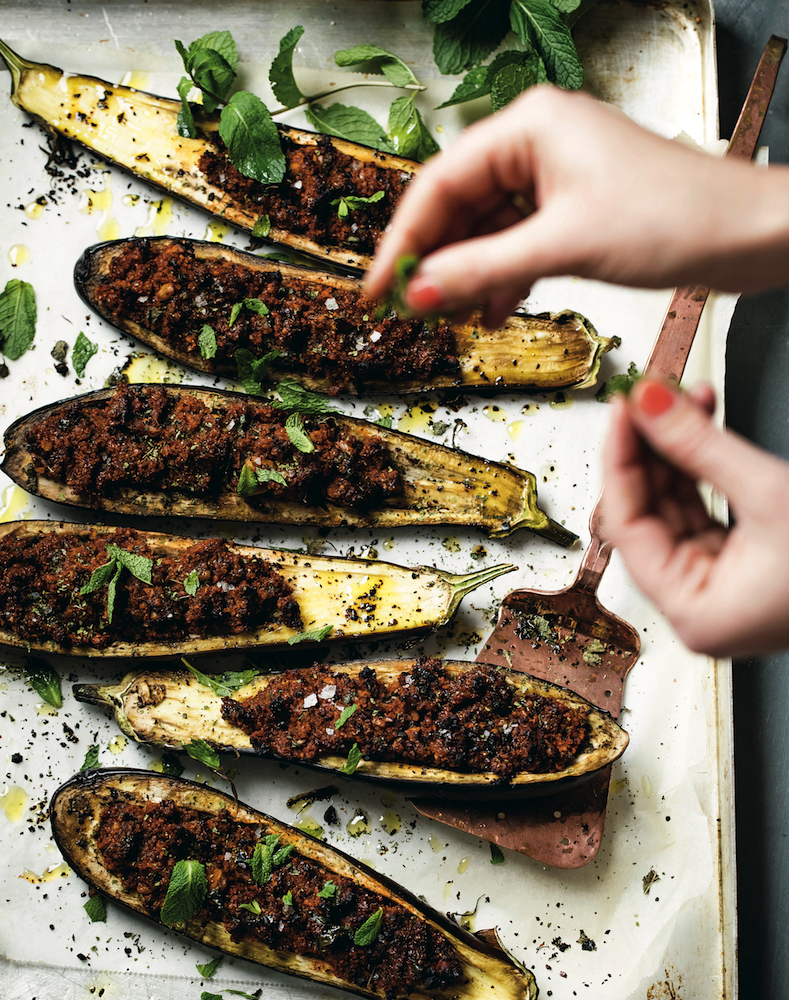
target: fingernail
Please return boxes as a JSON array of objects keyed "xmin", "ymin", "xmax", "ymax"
[
  {"xmin": 635, "ymin": 380, "xmax": 676, "ymax": 417},
  {"xmin": 407, "ymin": 276, "xmax": 445, "ymax": 312}
]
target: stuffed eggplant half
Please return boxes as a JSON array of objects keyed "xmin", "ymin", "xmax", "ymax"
[
  {"xmin": 2, "ymin": 382, "xmax": 577, "ymax": 545},
  {"xmin": 0, "ymin": 520, "xmax": 514, "ymax": 658},
  {"xmin": 50, "ymin": 769, "xmax": 538, "ymax": 999},
  {"xmin": 0, "ymin": 40, "xmax": 418, "ymax": 271},
  {"xmin": 75, "ymin": 656, "xmax": 629, "ymax": 800},
  {"xmin": 74, "ymin": 237, "xmax": 613, "ymax": 395}
]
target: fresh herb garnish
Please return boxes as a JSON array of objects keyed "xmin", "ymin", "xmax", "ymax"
[
  {"xmin": 185, "ymin": 739, "xmax": 222, "ymax": 769},
  {"xmin": 83, "ymin": 894, "xmax": 107, "ymax": 922},
  {"xmin": 376, "ymin": 414, "xmax": 394, "ymax": 429},
  {"xmin": 239, "ymin": 899, "xmax": 262, "ymax": 915},
  {"xmin": 80, "ymin": 745, "xmax": 100, "ymax": 771},
  {"xmin": 230, "ymin": 298, "xmax": 270, "ymax": 327},
  {"xmin": 353, "ymin": 906, "xmax": 383, "ymax": 946},
  {"xmin": 282, "ymin": 890, "xmax": 294, "ymax": 906},
  {"xmin": 304, "ymin": 102, "xmax": 394, "ymax": 151},
  {"xmin": 330, "ymin": 189, "xmax": 385, "ymax": 220},
  {"xmin": 388, "ymin": 93, "xmax": 440, "ymax": 160},
  {"xmin": 80, "ymin": 543, "xmax": 153, "ymax": 623},
  {"xmin": 235, "ymin": 347, "xmax": 281, "ymax": 395},
  {"xmin": 0, "ymin": 278, "xmax": 36, "ymax": 360},
  {"xmin": 237, "ymin": 461, "xmax": 288, "ymax": 497},
  {"xmin": 73, "ymin": 331, "xmax": 98, "ymax": 377},
  {"xmin": 490, "ymin": 843, "xmax": 505, "ymax": 864},
  {"xmin": 183, "ymin": 657, "xmax": 261, "ymax": 697},
  {"xmin": 340, "ymin": 742, "xmax": 363, "ymax": 775},
  {"xmin": 251, "ymin": 834, "xmax": 294, "ymax": 886},
  {"xmin": 596, "ymin": 362, "xmax": 641, "ymax": 402},
  {"xmin": 198, "ymin": 324, "xmax": 218, "ymax": 360},
  {"xmin": 284, "ymin": 412, "xmax": 315, "ymax": 453},
  {"xmin": 335, "ymin": 704, "xmax": 357, "ymax": 729},
  {"xmin": 270, "ymin": 25, "xmax": 306, "ymax": 106},
  {"xmin": 287, "ymin": 624, "xmax": 334, "ymax": 645},
  {"xmin": 376, "ymin": 253, "xmax": 421, "ymax": 319},
  {"xmin": 271, "ymin": 380, "xmax": 340, "ymax": 415},
  {"xmin": 25, "ymin": 658, "xmax": 62, "ymax": 708},
  {"xmin": 252, "ymin": 213, "xmax": 272, "ymax": 238},
  {"xmin": 318, "ymin": 881, "xmax": 337, "ymax": 899},
  {"xmin": 160, "ymin": 858, "xmax": 208, "ymax": 926},
  {"xmin": 196, "ymin": 955, "xmax": 224, "ymax": 978},
  {"xmin": 184, "ymin": 569, "xmax": 200, "ymax": 596}
]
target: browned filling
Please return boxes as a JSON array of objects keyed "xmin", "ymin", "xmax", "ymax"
[
  {"xmin": 92, "ymin": 239, "xmax": 459, "ymax": 393},
  {"xmin": 95, "ymin": 797, "xmax": 462, "ymax": 998},
  {"xmin": 0, "ymin": 527, "xmax": 301, "ymax": 648},
  {"xmin": 222, "ymin": 658, "xmax": 589, "ymax": 778},
  {"xmin": 199, "ymin": 131, "xmax": 412, "ymax": 256},
  {"xmin": 24, "ymin": 383, "xmax": 403, "ymax": 510}
]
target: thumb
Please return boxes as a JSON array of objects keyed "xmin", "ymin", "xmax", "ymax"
[{"xmin": 627, "ymin": 378, "xmax": 781, "ymax": 520}]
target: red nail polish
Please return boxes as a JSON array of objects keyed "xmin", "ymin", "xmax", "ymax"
[
  {"xmin": 636, "ymin": 380, "xmax": 676, "ymax": 417},
  {"xmin": 407, "ymin": 277, "xmax": 444, "ymax": 312}
]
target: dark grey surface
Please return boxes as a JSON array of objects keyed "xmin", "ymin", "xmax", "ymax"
[{"xmin": 715, "ymin": 2, "xmax": 789, "ymax": 997}]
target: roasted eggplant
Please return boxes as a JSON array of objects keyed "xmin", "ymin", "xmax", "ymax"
[
  {"xmin": 50, "ymin": 769, "xmax": 538, "ymax": 999},
  {"xmin": 0, "ymin": 520, "xmax": 514, "ymax": 658},
  {"xmin": 2, "ymin": 382, "xmax": 577, "ymax": 544},
  {"xmin": 74, "ymin": 236, "xmax": 613, "ymax": 395},
  {"xmin": 75, "ymin": 656, "xmax": 629, "ymax": 800},
  {"xmin": 0, "ymin": 40, "xmax": 417, "ymax": 271}
]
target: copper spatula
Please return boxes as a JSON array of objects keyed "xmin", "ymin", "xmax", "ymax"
[{"xmin": 413, "ymin": 34, "xmax": 787, "ymax": 868}]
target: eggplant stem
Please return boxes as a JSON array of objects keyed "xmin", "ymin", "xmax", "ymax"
[
  {"xmin": 438, "ymin": 562, "xmax": 517, "ymax": 623},
  {"xmin": 0, "ymin": 38, "xmax": 29, "ymax": 95}
]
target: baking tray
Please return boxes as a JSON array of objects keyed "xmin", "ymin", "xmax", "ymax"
[{"xmin": 0, "ymin": 1, "xmax": 736, "ymax": 997}]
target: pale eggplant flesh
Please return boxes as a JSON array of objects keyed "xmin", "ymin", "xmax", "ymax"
[
  {"xmin": 50, "ymin": 768, "xmax": 539, "ymax": 999},
  {"xmin": 74, "ymin": 657, "xmax": 629, "ymax": 801},
  {"xmin": 73, "ymin": 236, "xmax": 614, "ymax": 395},
  {"xmin": 0, "ymin": 519, "xmax": 515, "ymax": 659},
  {"xmin": 1, "ymin": 383, "xmax": 578, "ymax": 545},
  {"xmin": 0, "ymin": 40, "xmax": 418, "ymax": 272}
]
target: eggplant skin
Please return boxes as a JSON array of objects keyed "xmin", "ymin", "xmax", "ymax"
[
  {"xmin": 74, "ymin": 657, "xmax": 629, "ymax": 801},
  {"xmin": 73, "ymin": 236, "xmax": 614, "ymax": 395},
  {"xmin": 1, "ymin": 382, "xmax": 578, "ymax": 545},
  {"xmin": 50, "ymin": 768, "xmax": 538, "ymax": 1000}
]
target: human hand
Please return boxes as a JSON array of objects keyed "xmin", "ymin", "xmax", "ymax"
[
  {"xmin": 365, "ymin": 85, "xmax": 789, "ymax": 327},
  {"xmin": 601, "ymin": 377, "xmax": 789, "ymax": 658}
]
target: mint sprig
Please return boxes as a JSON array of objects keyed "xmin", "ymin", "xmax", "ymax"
[
  {"xmin": 183, "ymin": 657, "xmax": 261, "ymax": 697},
  {"xmin": 251, "ymin": 834, "xmax": 294, "ymax": 886},
  {"xmin": 80, "ymin": 543, "xmax": 154, "ymax": 624},
  {"xmin": 330, "ymin": 189, "xmax": 384, "ymax": 220},
  {"xmin": 237, "ymin": 462, "xmax": 288, "ymax": 497},
  {"xmin": 235, "ymin": 347, "xmax": 281, "ymax": 396}
]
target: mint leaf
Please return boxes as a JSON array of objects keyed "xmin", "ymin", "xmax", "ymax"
[
  {"xmin": 271, "ymin": 380, "xmax": 339, "ymax": 414},
  {"xmin": 229, "ymin": 302, "xmax": 243, "ymax": 327},
  {"xmin": 376, "ymin": 414, "xmax": 393, "ymax": 428},
  {"xmin": 340, "ymin": 742, "xmax": 362, "ymax": 775},
  {"xmin": 237, "ymin": 462, "xmax": 259, "ymax": 497},
  {"xmin": 331, "ymin": 189, "xmax": 384, "ymax": 219},
  {"xmin": 335, "ymin": 704, "xmax": 357, "ymax": 729},
  {"xmin": 239, "ymin": 899, "xmax": 262, "ymax": 915},
  {"xmin": 388, "ymin": 95, "xmax": 440, "ymax": 161},
  {"xmin": 178, "ymin": 33, "xmax": 237, "ymax": 113},
  {"xmin": 185, "ymin": 739, "xmax": 221, "ymax": 769},
  {"xmin": 596, "ymin": 362, "xmax": 641, "ymax": 402},
  {"xmin": 160, "ymin": 859, "xmax": 208, "ymax": 926},
  {"xmin": 285, "ymin": 412, "xmax": 315, "ymax": 453},
  {"xmin": 489, "ymin": 50, "xmax": 545, "ymax": 110},
  {"xmin": 235, "ymin": 347, "xmax": 281, "ymax": 395},
  {"xmin": 549, "ymin": 0, "xmax": 583, "ymax": 12},
  {"xmin": 270, "ymin": 25, "xmax": 306, "ymax": 107},
  {"xmin": 251, "ymin": 834, "xmax": 280, "ymax": 885},
  {"xmin": 184, "ymin": 569, "xmax": 200, "ymax": 596},
  {"xmin": 26, "ymin": 658, "xmax": 62, "ymax": 708},
  {"xmin": 196, "ymin": 956, "xmax": 223, "ymax": 978},
  {"xmin": 0, "ymin": 278, "xmax": 36, "ymax": 360},
  {"xmin": 288, "ymin": 624, "xmax": 333, "ymax": 645},
  {"xmin": 253, "ymin": 214, "xmax": 271, "ymax": 238},
  {"xmin": 198, "ymin": 324, "xmax": 217, "ymax": 359},
  {"xmin": 84, "ymin": 894, "xmax": 107, "ymax": 922},
  {"xmin": 305, "ymin": 103, "xmax": 394, "ymax": 152},
  {"xmin": 354, "ymin": 907, "xmax": 383, "ymax": 946},
  {"xmin": 509, "ymin": 0, "xmax": 583, "ymax": 89},
  {"xmin": 80, "ymin": 745, "xmax": 100, "ymax": 770},
  {"xmin": 160, "ymin": 752, "xmax": 185, "ymax": 777},
  {"xmin": 80, "ymin": 559, "xmax": 116, "ymax": 596},
  {"xmin": 176, "ymin": 76, "xmax": 198, "ymax": 138},
  {"xmin": 434, "ymin": 65, "xmax": 490, "ymax": 108},
  {"xmin": 73, "ymin": 331, "xmax": 97, "ymax": 378},
  {"xmin": 219, "ymin": 91, "xmax": 286, "ymax": 184},
  {"xmin": 318, "ymin": 881, "xmax": 337, "ymax": 899},
  {"xmin": 183, "ymin": 657, "xmax": 261, "ymax": 697},
  {"xmin": 256, "ymin": 467, "xmax": 288, "ymax": 486},
  {"xmin": 423, "ymin": 0, "xmax": 477, "ymax": 23},
  {"xmin": 106, "ymin": 544, "xmax": 153, "ymax": 584},
  {"xmin": 244, "ymin": 297, "xmax": 270, "ymax": 317},
  {"xmin": 335, "ymin": 44, "xmax": 418, "ymax": 88},
  {"xmin": 105, "ymin": 562, "xmax": 123, "ymax": 624},
  {"xmin": 282, "ymin": 890, "xmax": 294, "ymax": 906},
  {"xmin": 432, "ymin": 0, "xmax": 511, "ymax": 75},
  {"xmin": 490, "ymin": 843, "xmax": 506, "ymax": 864}
]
